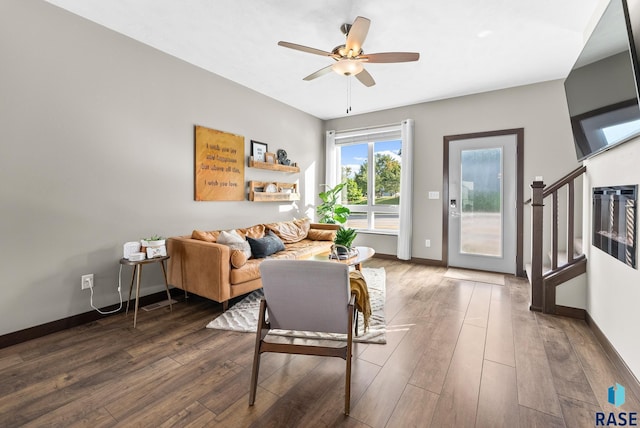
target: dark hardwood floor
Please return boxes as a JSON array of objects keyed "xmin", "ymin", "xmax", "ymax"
[{"xmin": 1, "ymin": 259, "xmax": 637, "ymax": 427}]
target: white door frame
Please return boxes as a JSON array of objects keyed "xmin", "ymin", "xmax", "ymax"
[{"xmin": 443, "ymin": 129, "xmax": 524, "ymax": 276}]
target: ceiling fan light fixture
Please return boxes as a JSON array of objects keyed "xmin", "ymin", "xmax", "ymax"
[{"xmin": 332, "ymin": 59, "xmax": 363, "ymax": 76}]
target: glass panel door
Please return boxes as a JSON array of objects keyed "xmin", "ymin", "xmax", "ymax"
[
  {"xmin": 460, "ymin": 148, "xmax": 503, "ymax": 257},
  {"xmin": 448, "ymin": 135, "xmax": 516, "ymax": 274}
]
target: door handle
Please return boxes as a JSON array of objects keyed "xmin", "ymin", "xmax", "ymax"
[{"xmin": 450, "ymin": 199, "xmax": 460, "ymax": 217}]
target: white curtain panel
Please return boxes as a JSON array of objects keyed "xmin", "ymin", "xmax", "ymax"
[
  {"xmin": 325, "ymin": 130, "xmax": 337, "ymax": 189},
  {"xmin": 397, "ymin": 119, "xmax": 414, "ymax": 260}
]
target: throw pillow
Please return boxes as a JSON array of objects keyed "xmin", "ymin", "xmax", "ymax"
[
  {"xmin": 247, "ymin": 230, "xmax": 286, "ymax": 258},
  {"xmin": 236, "ymin": 224, "xmax": 266, "ymax": 240},
  {"xmin": 230, "ymin": 249, "xmax": 248, "ymax": 268},
  {"xmin": 191, "ymin": 229, "xmax": 220, "ymax": 242},
  {"xmin": 217, "ymin": 230, "xmax": 252, "ymax": 259},
  {"xmin": 264, "ymin": 218, "xmax": 310, "ymax": 243},
  {"xmin": 307, "ymin": 228, "xmax": 337, "ymax": 241}
]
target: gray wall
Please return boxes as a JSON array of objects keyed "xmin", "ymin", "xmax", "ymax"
[
  {"xmin": 0, "ymin": 0, "xmax": 323, "ymax": 335},
  {"xmin": 325, "ymin": 80, "xmax": 580, "ymax": 264}
]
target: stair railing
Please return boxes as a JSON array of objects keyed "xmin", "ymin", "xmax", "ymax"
[{"xmin": 528, "ymin": 165, "xmax": 587, "ymax": 314}]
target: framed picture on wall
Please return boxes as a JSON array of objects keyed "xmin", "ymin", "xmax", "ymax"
[{"xmin": 251, "ymin": 140, "xmax": 268, "ymax": 162}]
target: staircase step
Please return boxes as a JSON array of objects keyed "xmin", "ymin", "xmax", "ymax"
[{"xmin": 546, "ymin": 251, "xmax": 583, "ymax": 267}]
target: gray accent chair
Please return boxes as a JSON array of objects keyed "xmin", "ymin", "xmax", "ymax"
[{"xmin": 248, "ymin": 259, "xmax": 355, "ymax": 415}]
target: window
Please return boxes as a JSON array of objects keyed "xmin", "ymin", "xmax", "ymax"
[{"xmin": 332, "ymin": 127, "xmax": 403, "ymax": 233}]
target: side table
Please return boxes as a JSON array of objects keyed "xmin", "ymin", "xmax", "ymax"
[{"xmin": 119, "ymin": 255, "xmax": 172, "ymax": 328}]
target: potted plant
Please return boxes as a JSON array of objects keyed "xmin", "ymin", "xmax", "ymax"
[
  {"xmin": 333, "ymin": 226, "xmax": 358, "ymax": 257},
  {"xmin": 317, "ymin": 182, "xmax": 351, "ymax": 224},
  {"xmin": 141, "ymin": 234, "xmax": 165, "ymax": 248}
]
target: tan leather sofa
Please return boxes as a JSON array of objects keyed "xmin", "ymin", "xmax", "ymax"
[{"xmin": 167, "ymin": 221, "xmax": 339, "ymax": 310}]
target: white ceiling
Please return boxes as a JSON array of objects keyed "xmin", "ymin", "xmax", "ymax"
[{"xmin": 44, "ymin": 0, "xmax": 601, "ymax": 120}]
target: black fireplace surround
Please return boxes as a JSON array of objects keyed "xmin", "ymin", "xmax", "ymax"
[{"xmin": 592, "ymin": 185, "xmax": 637, "ymax": 268}]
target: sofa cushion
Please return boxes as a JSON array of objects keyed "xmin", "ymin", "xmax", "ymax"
[
  {"xmin": 284, "ymin": 239, "xmax": 334, "ymax": 257},
  {"xmin": 230, "ymin": 249, "xmax": 248, "ymax": 268},
  {"xmin": 217, "ymin": 230, "xmax": 252, "ymax": 259},
  {"xmin": 307, "ymin": 228, "xmax": 336, "ymax": 241},
  {"xmin": 247, "ymin": 230, "xmax": 286, "ymax": 258},
  {"xmin": 230, "ymin": 259, "xmax": 262, "ymax": 285},
  {"xmin": 236, "ymin": 224, "xmax": 266, "ymax": 240},
  {"xmin": 191, "ymin": 229, "xmax": 220, "ymax": 242},
  {"xmin": 264, "ymin": 218, "xmax": 310, "ymax": 243}
]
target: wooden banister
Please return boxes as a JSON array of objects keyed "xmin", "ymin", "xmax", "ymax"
[
  {"xmin": 529, "ymin": 165, "xmax": 586, "ymax": 314},
  {"xmin": 542, "ymin": 165, "xmax": 586, "ymax": 198},
  {"xmin": 524, "ymin": 165, "xmax": 586, "ymax": 204}
]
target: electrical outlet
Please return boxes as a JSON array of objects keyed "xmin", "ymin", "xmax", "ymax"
[
  {"xmin": 81, "ymin": 274, "xmax": 94, "ymax": 290},
  {"xmin": 425, "ymin": 239, "xmax": 431, "ymax": 247}
]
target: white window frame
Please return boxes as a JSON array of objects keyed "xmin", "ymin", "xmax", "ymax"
[{"xmin": 332, "ymin": 124, "xmax": 403, "ymax": 234}]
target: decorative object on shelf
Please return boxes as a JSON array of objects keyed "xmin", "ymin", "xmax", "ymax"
[
  {"xmin": 251, "ymin": 140, "xmax": 268, "ymax": 162},
  {"xmin": 123, "ymin": 241, "xmax": 142, "ymax": 260},
  {"xmin": 332, "ymin": 226, "xmax": 358, "ymax": 258},
  {"xmin": 195, "ymin": 125, "xmax": 245, "ymax": 201},
  {"xmin": 317, "ymin": 182, "xmax": 351, "ymax": 224},
  {"xmin": 141, "ymin": 235, "xmax": 167, "ymax": 258},
  {"xmin": 265, "ymin": 183, "xmax": 278, "ymax": 193},
  {"xmin": 249, "ymin": 180, "xmax": 299, "ymax": 201},
  {"xmin": 330, "ymin": 245, "xmax": 359, "ymax": 260},
  {"xmin": 128, "ymin": 252, "xmax": 146, "ymax": 262},
  {"xmin": 141, "ymin": 235, "xmax": 165, "ymax": 248},
  {"xmin": 264, "ymin": 152, "xmax": 277, "ymax": 164},
  {"xmin": 277, "ymin": 149, "xmax": 291, "ymax": 166}
]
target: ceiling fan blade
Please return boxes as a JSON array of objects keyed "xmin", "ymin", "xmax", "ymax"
[
  {"xmin": 355, "ymin": 68, "xmax": 375, "ymax": 87},
  {"xmin": 345, "ymin": 16, "xmax": 370, "ymax": 55},
  {"xmin": 360, "ymin": 52, "xmax": 420, "ymax": 63},
  {"xmin": 278, "ymin": 41, "xmax": 333, "ymax": 57},
  {"xmin": 303, "ymin": 65, "xmax": 334, "ymax": 81}
]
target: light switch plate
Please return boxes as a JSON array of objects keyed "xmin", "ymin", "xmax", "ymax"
[{"xmin": 428, "ymin": 191, "xmax": 439, "ymax": 199}]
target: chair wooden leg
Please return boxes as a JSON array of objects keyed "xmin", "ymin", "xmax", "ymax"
[
  {"xmin": 345, "ymin": 299, "xmax": 354, "ymax": 415},
  {"xmin": 249, "ymin": 299, "xmax": 267, "ymax": 406}
]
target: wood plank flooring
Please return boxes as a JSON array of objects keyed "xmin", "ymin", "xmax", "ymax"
[{"xmin": 1, "ymin": 259, "xmax": 638, "ymax": 427}]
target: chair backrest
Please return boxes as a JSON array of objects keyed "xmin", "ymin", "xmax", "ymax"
[{"xmin": 259, "ymin": 259, "xmax": 351, "ymax": 333}]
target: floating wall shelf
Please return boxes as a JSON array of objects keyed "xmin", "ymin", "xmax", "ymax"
[
  {"xmin": 249, "ymin": 158, "xmax": 300, "ymax": 173},
  {"xmin": 248, "ymin": 181, "xmax": 300, "ymax": 202}
]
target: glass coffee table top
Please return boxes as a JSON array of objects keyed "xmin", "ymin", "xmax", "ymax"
[{"xmin": 306, "ymin": 246, "xmax": 375, "ymax": 270}]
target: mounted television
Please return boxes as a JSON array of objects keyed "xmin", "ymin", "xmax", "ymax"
[{"xmin": 564, "ymin": 0, "xmax": 640, "ymax": 160}]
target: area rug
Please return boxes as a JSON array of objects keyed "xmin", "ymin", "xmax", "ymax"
[
  {"xmin": 444, "ymin": 267, "xmax": 505, "ymax": 286},
  {"xmin": 206, "ymin": 267, "xmax": 386, "ymax": 344}
]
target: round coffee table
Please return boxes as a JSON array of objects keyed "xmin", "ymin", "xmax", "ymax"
[{"xmin": 307, "ymin": 246, "xmax": 375, "ymax": 271}]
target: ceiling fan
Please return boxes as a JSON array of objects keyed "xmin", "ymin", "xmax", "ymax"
[{"xmin": 278, "ymin": 16, "xmax": 419, "ymax": 87}]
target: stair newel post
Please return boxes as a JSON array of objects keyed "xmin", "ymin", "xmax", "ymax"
[{"xmin": 530, "ymin": 180, "xmax": 545, "ymax": 312}]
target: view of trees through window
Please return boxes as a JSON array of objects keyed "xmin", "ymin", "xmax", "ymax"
[{"xmin": 338, "ymin": 139, "xmax": 401, "ymax": 231}]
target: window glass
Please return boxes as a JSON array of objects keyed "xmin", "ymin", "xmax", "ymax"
[
  {"xmin": 339, "ymin": 143, "xmax": 368, "ymax": 205},
  {"xmin": 373, "ymin": 140, "xmax": 401, "ymax": 206},
  {"xmin": 337, "ymin": 139, "xmax": 401, "ymax": 232},
  {"xmin": 459, "ymin": 148, "xmax": 502, "ymax": 257}
]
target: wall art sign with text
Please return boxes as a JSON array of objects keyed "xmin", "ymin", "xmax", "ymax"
[{"xmin": 194, "ymin": 125, "xmax": 245, "ymax": 201}]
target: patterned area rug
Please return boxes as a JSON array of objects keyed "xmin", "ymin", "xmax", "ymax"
[{"xmin": 206, "ymin": 267, "xmax": 386, "ymax": 344}]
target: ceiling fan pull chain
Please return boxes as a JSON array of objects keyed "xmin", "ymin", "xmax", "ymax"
[{"xmin": 346, "ymin": 76, "xmax": 352, "ymax": 114}]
